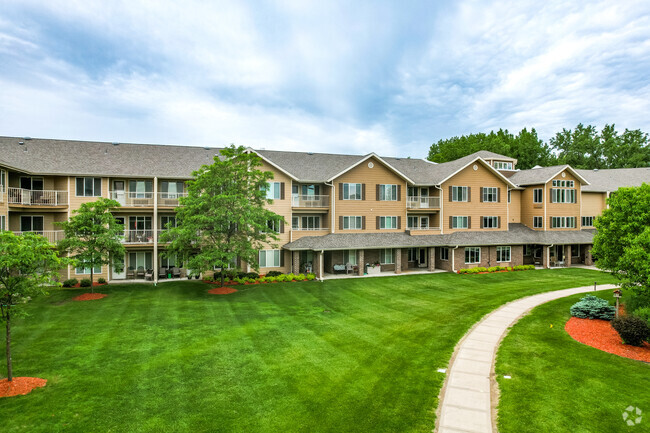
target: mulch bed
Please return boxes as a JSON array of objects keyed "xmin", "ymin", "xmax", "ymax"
[
  {"xmin": 207, "ymin": 287, "xmax": 238, "ymax": 295},
  {"xmin": 565, "ymin": 317, "xmax": 650, "ymax": 363},
  {"xmin": 0, "ymin": 377, "xmax": 47, "ymax": 398},
  {"xmin": 72, "ymin": 293, "xmax": 108, "ymax": 301}
]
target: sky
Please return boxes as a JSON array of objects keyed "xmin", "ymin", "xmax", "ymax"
[{"xmin": 1, "ymin": 0, "xmax": 650, "ymax": 158}]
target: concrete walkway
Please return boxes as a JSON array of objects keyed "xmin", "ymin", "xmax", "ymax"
[{"xmin": 435, "ymin": 283, "xmax": 618, "ymax": 433}]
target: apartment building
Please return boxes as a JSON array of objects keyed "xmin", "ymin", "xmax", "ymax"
[{"xmin": 1, "ymin": 136, "xmax": 649, "ymax": 281}]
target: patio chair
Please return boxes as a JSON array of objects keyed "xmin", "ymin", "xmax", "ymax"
[
  {"xmin": 172, "ymin": 267, "xmax": 181, "ymax": 278},
  {"xmin": 345, "ymin": 263, "xmax": 353, "ymax": 274},
  {"xmin": 136, "ymin": 266, "xmax": 145, "ymax": 279},
  {"xmin": 127, "ymin": 268, "xmax": 135, "ymax": 279},
  {"xmin": 159, "ymin": 267, "xmax": 167, "ymax": 279},
  {"xmin": 145, "ymin": 269, "xmax": 153, "ymax": 281}
]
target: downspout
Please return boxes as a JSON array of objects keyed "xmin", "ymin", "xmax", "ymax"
[
  {"xmin": 325, "ymin": 181, "xmax": 335, "ymax": 233},
  {"xmin": 547, "ymin": 244, "xmax": 554, "ymax": 269},
  {"xmin": 319, "ymin": 249, "xmax": 325, "ymax": 282},
  {"xmin": 543, "ymin": 182, "xmax": 547, "ymax": 232},
  {"xmin": 435, "ymin": 185, "xmax": 443, "ymax": 234},
  {"xmin": 451, "ymin": 245, "xmax": 459, "ymax": 272},
  {"xmin": 153, "ymin": 176, "xmax": 158, "ymax": 284}
]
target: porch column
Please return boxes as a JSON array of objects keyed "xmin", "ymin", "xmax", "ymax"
[
  {"xmin": 395, "ymin": 248, "xmax": 402, "ymax": 274},
  {"xmin": 428, "ymin": 247, "xmax": 436, "ymax": 272},
  {"xmin": 314, "ymin": 251, "xmax": 322, "ymax": 280},
  {"xmin": 585, "ymin": 245, "xmax": 594, "ymax": 266},
  {"xmin": 543, "ymin": 246, "xmax": 550, "ymax": 269},
  {"xmin": 566, "ymin": 246, "xmax": 572, "ymax": 267},
  {"xmin": 358, "ymin": 250, "xmax": 364, "ymax": 276},
  {"xmin": 292, "ymin": 251, "xmax": 300, "ymax": 274}
]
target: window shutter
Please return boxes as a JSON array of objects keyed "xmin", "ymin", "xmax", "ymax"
[
  {"xmin": 339, "ymin": 216, "xmax": 344, "ymax": 230},
  {"xmin": 550, "ymin": 216, "xmax": 553, "ymax": 227},
  {"xmin": 280, "ymin": 220, "xmax": 285, "ymax": 234},
  {"xmin": 449, "ymin": 216, "xmax": 453, "ymax": 228},
  {"xmin": 467, "ymin": 187, "xmax": 471, "ymax": 202},
  {"xmin": 362, "ymin": 216, "xmax": 366, "ymax": 229},
  {"xmin": 362, "ymin": 183, "xmax": 366, "ymax": 200},
  {"xmin": 448, "ymin": 186, "xmax": 452, "ymax": 201},
  {"xmin": 339, "ymin": 183, "xmax": 343, "ymax": 200},
  {"xmin": 376, "ymin": 184, "xmax": 380, "ymax": 201},
  {"xmin": 397, "ymin": 216, "xmax": 401, "ymax": 230},
  {"xmin": 397, "ymin": 185, "xmax": 401, "ymax": 201},
  {"xmin": 497, "ymin": 188, "xmax": 501, "ymax": 202},
  {"xmin": 280, "ymin": 251, "xmax": 285, "ymax": 267},
  {"xmin": 280, "ymin": 182, "xmax": 285, "ymax": 200},
  {"xmin": 376, "ymin": 216, "xmax": 380, "ymax": 229},
  {"xmin": 468, "ymin": 216, "xmax": 472, "ymax": 229},
  {"xmin": 480, "ymin": 217, "xmax": 484, "ymax": 228},
  {"xmin": 480, "ymin": 187, "xmax": 484, "ymax": 203},
  {"xmin": 498, "ymin": 216, "xmax": 501, "ymax": 228}
]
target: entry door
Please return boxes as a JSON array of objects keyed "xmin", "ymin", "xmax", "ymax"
[
  {"xmin": 113, "ymin": 254, "xmax": 126, "ymax": 279},
  {"xmin": 419, "ymin": 248, "xmax": 427, "ymax": 267},
  {"xmin": 421, "ymin": 188, "xmax": 428, "ymax": 207},
  {"xmin": 113, "ymin": 181, "xmax": 126, "ymax": 206},
  {"xmin": 556, "ymin": 245, "xmax": 565, "ymax": 263}
]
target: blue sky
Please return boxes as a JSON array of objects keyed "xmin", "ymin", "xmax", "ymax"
[{"xmin": 1, "ymin": 1, "xmax": 650, "ymax": 158}]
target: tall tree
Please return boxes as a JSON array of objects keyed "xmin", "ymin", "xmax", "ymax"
[
  {"xmin": 550, "ymin": 123, "xmax": 603, "ymax": 169},
  {"xmin": 0, "ymin": 232, "xmax": 64, "ymax": 381},
  {"xmin": 592, "ymin": 183, "xmax": 650, "ymax": 294},
  {"xmin": 161, "ymin": 145, "xmax": 283, "ymax": 286},
  {"xmin": 57, "ymin": 198, "xmax": 125, "ymax": 291}
]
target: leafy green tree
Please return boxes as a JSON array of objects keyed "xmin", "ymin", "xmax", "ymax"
[
  {"xmin": 0, "ymin": 232, "xmax": 65, "ymax": 381},
  {"xmin": 592, "ymin": 184, "xmax": 650, "ymax": 295},
  {"xmin": 57, "ymin": 198, "xmax": 125, "ymax": 291},
  {"xmin": 161, "ymin": 145, "xmax": 283, "ymax": 286}
]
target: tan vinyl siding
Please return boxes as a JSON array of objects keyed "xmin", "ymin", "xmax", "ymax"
[
  {"xmin": 546, "ymin": 170, "xmax": 581, "ymax": 230},
  {"xmin": 441, "ymin": 163, "xmax": 508, "ymax": 233},
  {"xmin": 581, "ymin": 191, "xmax": 607, "ymax": 219},
  {"xmin": 508, "ymin": 189, "xmax": 521, "ymax": 223},
  {"xmin": 334, "ymin": 157, "xmax": 406, "ymax": 233},
  {"xmin": 68, "ymin": 176, "xmax": 110, "ymax": 208},
  {"xmin": 257, "ymin": 162, "xmax": 292, "ymax": 273},
  {"xmin": 520, "ymin": 184, "xmax": 545, "ymax": 230}
]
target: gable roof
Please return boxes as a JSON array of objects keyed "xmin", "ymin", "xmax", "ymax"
[
  {"xmin": 471, "ymin": 150, "xmax": 517, "ymax": 163},
  {"xmin": 325, "ymin": 153, "xmax": 415, "ymax": 183},
  {"xmin": 509, "ymin": 165, "xmax": 590, "ymax": 186},
  {"xmin": 429, "ymin": 153, "xmax": 518, "ymax": 188},
  {"xmin": 254, "ymin": 149, "xmax": 364, "ymax": 183},
  {"xmin": 577, "ymin": 167, "xmax": 650, "ymax": 192},
  {"xmin": 0, "ymin": 136, "xmax": 220, "ymax": 179}
]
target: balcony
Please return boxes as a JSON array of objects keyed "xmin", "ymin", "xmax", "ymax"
[
  {"xmin": 110, "ymin": 191, "xmax": 154, "ymax": 207},
  {"xmin": 407, "ymin": 226, "xmax": 441, "ymax": 232},
  {"xmin": 158, "ymin": 192, "xmax": 187, "ymax": 207},
  {"xmin": 8, "ymin": 187, "xmax": 68, "ymax": 207},
  {"xmin": 407, "ymin": 196, "xmax": 440, "ymax": 210},
  {"xmin": 121, "ymin": 230, "xmax": 155, "ymax": 244},
  {"xmin": 291, "ymin": 194, "xmax": 329, "ymax": 208},
  {"xmin": 14, "ymin": 230, "xmax": 65, "ymax": 243}
]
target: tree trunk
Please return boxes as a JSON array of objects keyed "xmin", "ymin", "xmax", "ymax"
[
  {"xmin": 90, "ymin": 253, "xmax": 94, "ymax": 294},
  {"xmin": 6, "ymin": 308, "xmax": 12, "ymax": 382},
  {"xmin": 220, "ymin": 272, "xmax": 225, "ymax": 288}
]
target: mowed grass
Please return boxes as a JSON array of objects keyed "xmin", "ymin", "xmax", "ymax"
[
  {"xmin": 496, "ymin": 290, "xmax": 650, "ymax": 433},
  {"xmin": 1, "ymin": 269, "xmax": 615, "ymax": 433}
]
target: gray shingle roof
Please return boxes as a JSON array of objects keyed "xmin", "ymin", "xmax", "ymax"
[
  {"xmin": 255, "ymin": 149, "xmax": 365, "ymax": 182},
  {"xmin": 577, "ymin": 167, "xmax": 650, "ymax": 192},
  {"xmin": 282, "ymin": 224, "xmax": 595, "ymax": 250},
  {"xmin": 508, "ymin": 165, "xmax": 572, "ymax": 186},
  {"xmin": 381, "ymin": 157, "xmax": 439, "ymax": 185},
  {"xmin": 0, "ymin": 136, "xmax": 220, "ymax": 178}
]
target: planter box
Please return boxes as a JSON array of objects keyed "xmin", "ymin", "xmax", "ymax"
[{"xmin": 367, "ymin": 266, "xmax": 381, "ymax": 275}]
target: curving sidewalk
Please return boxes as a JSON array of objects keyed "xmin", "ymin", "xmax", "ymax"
[{"xmin": 435, "ymin": 284, "xmax": 618, "ymax": 433}]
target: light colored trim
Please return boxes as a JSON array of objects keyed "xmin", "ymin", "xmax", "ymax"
[
  {"xmin": 247, "ymin": 148, "xmax": 299, "ymax": 181},
  {"xmin": 437, "ymin": 157, "xmax": 518, "ymax": 189},
  {"xmin": 153, "ymin": 176, "xmax": 158, "ymax": 284},
  {"xmin": 326, "ymin": 153, "xmax": 415, "ymax": 184},
  {"xmin": 517, "ymin": 165, "xmax": 591, "ymax": 186}
]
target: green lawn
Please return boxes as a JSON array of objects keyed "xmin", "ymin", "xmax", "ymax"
[
  {"xmin": 1, "ymin": 269, "xmax": 615, "ymax": 433},
  {"xmin": 496, "ymin": 290, "xmax": 650, "ymax": 433}
]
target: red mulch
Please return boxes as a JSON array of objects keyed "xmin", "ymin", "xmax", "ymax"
[
  {"xmin": 0, "ymin": 377, "xmax": 47, "ymax": 398},
  {"xmin": 71, "ymin": 282, "xmax": 106, "ymax": 288},
  {"xmin": 565, "ymin": 317, "xmax": 650, "ymax": 363},
  {"xmin": 207, "ymin": 287, "xmax": 238, "ymax": 295},
  {"xmin": 72, "ymin": 293, "xmax": 108, "ymax": 301}
]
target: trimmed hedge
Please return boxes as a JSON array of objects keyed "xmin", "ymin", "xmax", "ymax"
[
  {"xmin": 569, "ymin": 295, "xmax": 615, "ymax": 320},
  {"xmin": 80, "ymin": 278, "xmax": 92, "ymax": 288},
  {"xmin": 611, "ymin": 315, "xmax": 650, "ymax": 346},
  {"xmin": 98, "ymin": 278, "xmax": 107, "ymax": 284},
  {"xmin": 62, "ymin": 278, "xmax": 78, "ymax": 288},
  {"xmin": 458, "ymin": 265, "xmax": 534, "ymax": 274}
]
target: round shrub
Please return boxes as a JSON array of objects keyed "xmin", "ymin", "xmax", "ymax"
[
  {"xmin": 80, "ymin": 278, "xmax": 92, "ymax": 288},
  {"xmin": 62, "ymin": 278, "xmax": 78, "ymax": 287},
  {"xmin": 570, "ymin": 295, "xmax": 615, "ymax": 320},
  {"xmin": 611, "ymin": 315, "xmax": 650, "ymax": 346},
  {"xmin": 633, "ymin": 307, "xmax": 650, "ymax": 326},
  {"xmin": 98, "ymin": 278, "xmax": 107, "ymax": 284},
  {"xmin": 266, "ymin": 271, "xmax": 283, "ymax": 277}
]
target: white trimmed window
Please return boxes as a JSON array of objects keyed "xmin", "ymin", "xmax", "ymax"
[
  {"xmin": 76, "ymin": 262, "xmax": 102, "ymax": 275},
  {"xmin": 440, "ymin": 247, "xmax": 449, "ymax": 261},
  {"xmin": 496, "ymin": 246, "xmax": 511, "ymax": 262},
  {"xmin": 551, "ymin": 188, "xmax": 577, "ymax": 203},
  {"xmin": 259, "ymin": 250, "xmax": 281, "ymax": 267},
  {"xmin": 552, "ymin": 180, "xmax": 575, "ymax": 187},
  {"xmin": 465, "ymin": 247, "xmax": 481, "ymax": 264},
  {"xmin": 523, "ymin": 245, "xmax": 532, "ymax": 256},
  {"xmin": 0, "ymin": 215, "xmax": 5, "ymax": 231},
  {"xmin": 379, "ymin": 216, "xmax": 397, "ymax": 229},
  {"xmin": 494, "ymin": 161, "xmax": 513, "ymax": 170},
  {"xmin": 551, "ymin": 216, "xmax": 577, "ymax": 228},
  {"xmin": 343, "ymin": 250, "xmax": 357, "ymax": 265},
  {"xmin": 581, "ymin": 216, "xmax": 595, "ymax": 227},
  {"xmin": 160, "ymin": 254, "xmax": 180, "ymax": 268},
  {"xmin": 343, "ymin": 216, "xmax": 363, "ymax": 230},
  {"xmin": 482, "ymin": 216, "xmax": 499, "ymax": 228},
  {"xmin": 265, "ymin": 182, "xmax": 281, "ymax": 200},
  {"xmin": 343, "ymin": 183, "xmax": 362, "ymax": 200},
  {"xmin": 76, "ymin": 177, "xmax": 102, "ymax": 197},
  {"xmin": 380, "ymin": 248, "xmax": 394, "ymax": 264},
  {"xmin": 452, "ymin": 186, "xmax": 468, "ymax": 202},
  {"xmin": 128, "ymin": 180, "xmax": 153, "ymax": 198},
  {"xmin": 533, "ymin": 188, "xmax": 543, "ymax": 203},
  {"xmin": 452, "ymin": 216, "xmax": 468, "ymax": 229},
  {"xmin": 482, "ymin": 187, "xmax": 498, "ymax": 202},
  {"xmin": 0, "ymin": 169, "xmax": 5, "ymax": 192},
  {"xmin": 379, "ymin": 184, "xmax": 397, "ymax": 201},
  {"xmin": 533, "ymin": 216, "xmax": 543, "ymax": 228}
]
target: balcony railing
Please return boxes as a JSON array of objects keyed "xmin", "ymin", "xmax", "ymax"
[
  {"xmin": 14, "ymin": 230, "xmax": 65, "ymax": 243},
  {"xmin": 8, "ymin": 187, "xmax": 68, "ymax": 206},
  {"xmin": 121, "ymin": 230, "xmax": 155, "ymax": 244},
  {"xmin": 291, "ymin": 227, "xmax": 328, "ymax": 231},
  {"xmin": 407, "ymin": 226, "xmax": 441, "ymax": 231},
  {"xmin": 110, "ymin": 191, "xmax": 154, "ymax": 207},
  {"xmin": 291, "ymin": 194, "xmax": 329, "ymax": 208},
  {"xmin": 407, "ymin": 196, "xmax": 440, "ymax": 209},
  {"xmin": 158, "ymin": 192, "xmax": 187, "ymax": 207}
]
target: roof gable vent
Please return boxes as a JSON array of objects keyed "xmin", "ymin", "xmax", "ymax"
[
  {"xmin": 24, "ymin": 137, "xmax": 32, "ymax": 140},
  {"xmin": 307, "ymin": 152, "xmax": 313, "ymax": 155},
  {"xmin": 112, "ymin": 142, "xmax": 120, "ymax": 146},
  {"xmin": 18, "ymin": 141, "xmax": 24, "ymax": 145}
]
